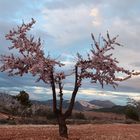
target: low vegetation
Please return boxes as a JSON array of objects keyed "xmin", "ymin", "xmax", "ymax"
[
  {"xmin": 125, "ymin": 98, "xmax": 140, "ymax": 121},
  {"xmin": 93, "ymin": 105, "xmax": 127, "ymax": 114}
]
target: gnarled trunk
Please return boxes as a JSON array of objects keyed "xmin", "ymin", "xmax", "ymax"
[{"xmin": 58, "ymin": 115, "xmax": 68, "ymax": 138}]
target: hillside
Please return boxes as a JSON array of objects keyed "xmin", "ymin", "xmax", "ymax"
[
  {"xmin": 0, "ymin": 92, "xmax": 21, "ymax": 114},
  {"xmin": 31, "ymin": 99, "xmax": 116, "ymax": 111},
  {"xmin": 93, "ymin": 105, "xmax": 127, "ymax": 114},
  {"xmin": 89, "ymin": 100, "xmax": 115, "ymax": 108}
]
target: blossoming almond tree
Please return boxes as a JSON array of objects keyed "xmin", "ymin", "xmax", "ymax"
[{"xmin": 0, "ymin": 19, "xmax": 140, "ymax": 138}]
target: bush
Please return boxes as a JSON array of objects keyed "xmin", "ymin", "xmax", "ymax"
[
  {"xmin": 34, "ymin": 108, "xmax": 48, "ymax": 117},
  {"xmin": 14, "ymin": 91, "xmax": 32, "ymax": 107},
  {"xmin": 0, "ymin": 119, "xmax": 9, "ymax": 124},
  {"xmin": 46, "ymin": 110, "xmax": 56, "ymax": 120},
  {"xmin": 73, "ymin": 112, "xmax": 86, "ymax": 120},
  {"xmin": 125, "ymin": 106, "xmax": 139, "ymax": 121},
  {"xmin": 8, "ymin": 120, "xmax": 16, "ymax": 125}
]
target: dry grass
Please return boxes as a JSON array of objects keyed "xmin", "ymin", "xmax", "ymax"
[
  {"xmin": 84, "ymin": 111, "xmax": 125, "ymax": 120},
  {"xmin": 0, "ymin": 113, "xmax": 8, "ymax": 119},
  {"xmin": 0, "ymin": 124, "xmax": 140, "ymax": 140}
]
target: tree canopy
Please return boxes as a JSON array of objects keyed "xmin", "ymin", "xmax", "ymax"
[{"xmin": 14, "ymin": 90, "xmax": 32, "ymax": 108}]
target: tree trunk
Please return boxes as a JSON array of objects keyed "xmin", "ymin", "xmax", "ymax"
[{"xmin": 58, "ymin": 115, "xmax": 68, "ymax": 138}]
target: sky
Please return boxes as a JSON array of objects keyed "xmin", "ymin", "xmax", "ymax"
[{"xmin": 0, "ymin": 0, "xmax": 140, "ymax": 105}]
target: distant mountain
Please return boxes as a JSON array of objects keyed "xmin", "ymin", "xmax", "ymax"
[
  {"xmin": 0, "ymin": 92, "xmax": 116, "ymax": 112},
  {"xmin": 89, "ymin": 100, "xmax": 115, "ymax": 108},
  {"xmin": 31, "ymin": 100, "xmax": 52, "ymax": 105},
  {"xmin": 32, "ymin": 100, "xmax": 84, "ymax": 111},
  {"xmin": 78, "ymin": 100, "xmax": 102, "ymax": 110},
  {"xmin": 31, "ymin": 99, "xmax": 115, "ymax": 111}
]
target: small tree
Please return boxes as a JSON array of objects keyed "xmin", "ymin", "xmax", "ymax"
[
  {"xmin": 125, "ymin": 98, "xmax": 140, "ymax": 121},
  {"xmin": 125, "ymin": 106, "xmax": 139, "ymax": 121},
  {"xmin": 15, "ymin": 91, "xmax": 32, "ymax": 108},
  {"xmin": 0, "ymin": 19, "xmax": 140, "ymax": 138},
  {"xmin": 14, "ymin": 90, "xmax": 32, "ymax": 117}
]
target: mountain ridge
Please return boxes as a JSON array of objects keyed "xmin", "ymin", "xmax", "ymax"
[{"xmin": 0, "ymin": 92, "xmax": 116, "ymax": 112}]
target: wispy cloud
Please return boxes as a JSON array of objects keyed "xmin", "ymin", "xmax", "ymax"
[{"xmin": 42, "ymin": 4, "xmax": 94, "ymax": 46}]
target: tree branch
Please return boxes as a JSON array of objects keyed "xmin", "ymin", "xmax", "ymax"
[
  {"xmin": 50, "ymin": 69, "xmax": 58, "ymax": 115},
  {"xmin": 64, "ymin": 66, "xmax": 80, "ymax": 118},
  {"xmin": 114, "ymin": 71, "xmax": 140, "ymax": 81},
  {"xmin": 58, "ymin": 77, "xmax": 63, "ymax": 114}
]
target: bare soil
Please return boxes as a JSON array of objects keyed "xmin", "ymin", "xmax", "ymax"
[{"xmin": 0, "ymin": 124, "xmax": 140, "ymax": 140}]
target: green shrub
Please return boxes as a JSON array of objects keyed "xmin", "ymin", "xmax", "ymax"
[{"xmin": 125, "ymin": 106, "xmax": 139, "ymax": 121}]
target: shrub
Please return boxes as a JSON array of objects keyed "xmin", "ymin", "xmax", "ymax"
[
  {"xmin": 125, "ymin": 106, "xmax": 139, "ymax": 121},
  {"xmin": 73, "ymin": 112, "xmax": 86, "ymax": 120},
  {"xmin": 34, "ymin": 108, "xmax": 56, "ymax": 120},
  {"xmin": 0, "ymin": 119, "xmax": 8, "ymax": 124},
  {"xmin": 46, "ymin": 110, "xmax": 56, "ymax": 120}
]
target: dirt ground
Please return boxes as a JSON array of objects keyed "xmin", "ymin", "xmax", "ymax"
[{"xmin": 0, "ymin": 124, "xmax": 140, "ymax": 140}]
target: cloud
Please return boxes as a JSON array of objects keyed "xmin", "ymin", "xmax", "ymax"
[
  {"xmin": 0, "ymin": 0, "xmax": 25, "ymax": 19},
  {"xmin": 90, "ymin": 8, "xmax": 99, "ymax": 17},
  {"xmin": 43, "ymin": 0, "xmax": 101, "ymax": 10},
  {"xmin": 0, "ymin": 20, "xmax": 16, "ymax": 54},
  {"xmin": 0, "ymin": 72, "xmax": 47, "ymax": 89},
  {"xmin": 89, "ymin": 8, "xmax": 101, "ymax": 26},
  {"xmin": 42, "ymin": 4, "xmax": 94, "ymax": 46},
  {"xmin": 131, "ymin": 62, "xmax": 140, "ymax": 68},
  {"xmin": 119, "ymin": 77, "xmax": 140, "ymax": 92}
]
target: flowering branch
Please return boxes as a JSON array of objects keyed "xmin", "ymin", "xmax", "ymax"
[{"xmin": 76, "ymin": 32, "xmax": 140, "ymax": 88}]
